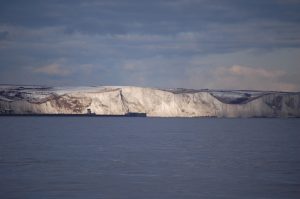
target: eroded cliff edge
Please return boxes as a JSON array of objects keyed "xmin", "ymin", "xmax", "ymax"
[{"xmin": 1, "ymin": 85, "xmax": 300, "ymax": 117}]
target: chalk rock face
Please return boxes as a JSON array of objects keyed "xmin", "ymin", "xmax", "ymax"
[{"xmin": 0, "ymin": 85, "xmax": 300, "ymax": 117}]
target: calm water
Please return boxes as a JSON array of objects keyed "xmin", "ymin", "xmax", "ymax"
[{"xmin": 0, "ymin": 117, "xmax": 300, "ymax": 199}]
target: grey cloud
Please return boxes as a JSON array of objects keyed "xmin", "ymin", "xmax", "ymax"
[
  {"xmin": 185, "ymin": 65, "xmax": 300, "ymax": 91},
  {"xmin": 0, "ymin": 31, "xmax": 9, "ymax": 40},
  {"xmin": 0, "ymin": 0, "xmax": 300, "ymax": 89}
]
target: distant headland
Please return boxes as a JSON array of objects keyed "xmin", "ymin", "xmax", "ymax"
[{"xmin": 0, "ymin": 85, "xmax": 299, "ymax": 118}]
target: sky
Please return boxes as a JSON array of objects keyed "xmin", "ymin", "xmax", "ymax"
[{"xmin": 0, "ymin": 0, "xmax": 300, "ymax": 91}]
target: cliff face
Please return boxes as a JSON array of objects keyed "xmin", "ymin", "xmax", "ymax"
[{"xmin": 1, "ymin": 85, "xmax": 300, "ymax": 117}]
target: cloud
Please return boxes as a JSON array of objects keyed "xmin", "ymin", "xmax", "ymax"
[
  {"xmin": 219, "ymin": 65, "xmax": 284, "ymax": 79},
  {"xmin": 1, "ymin": 1, "xmax": 300, "ymax": 89},
  {"xmin": 33, "ymin": 63, "xmax": 71, "ymax": 76},
  {"xmin": 186, "ymin": 65, "xmax": 299, "ymax": 91}
]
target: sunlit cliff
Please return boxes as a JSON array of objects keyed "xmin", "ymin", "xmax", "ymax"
[{"xmin": 1, "ymin": 85, "xmax": 299, "ymax": 117}]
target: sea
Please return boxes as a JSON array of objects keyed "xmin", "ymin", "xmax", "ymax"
[{"xmin": 0, "ymin": 117, "xmax": 300, "ymax": 199}]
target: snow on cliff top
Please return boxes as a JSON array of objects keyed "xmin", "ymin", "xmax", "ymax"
[{"xmin": 0, "ymin": 85, "xmax": 297, "ymax": 104}]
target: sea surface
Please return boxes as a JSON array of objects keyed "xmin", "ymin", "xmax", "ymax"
[{"xmin": 0, "ymin": 117, "xmax": 300, "ymax": 199}]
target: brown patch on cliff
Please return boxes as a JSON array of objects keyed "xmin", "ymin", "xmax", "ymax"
[{"xmin": 49, "ymin": 94, "xmax": 92, "ymax": 113}]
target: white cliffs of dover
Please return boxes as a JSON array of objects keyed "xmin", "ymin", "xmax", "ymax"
[{"xmin": 0, "ymin": 85, "xmax": 300, "ymax": 117}]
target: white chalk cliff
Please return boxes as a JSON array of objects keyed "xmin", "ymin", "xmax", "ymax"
[{"xmin": 0, "ymin": 85, "xmax": 300, "ymax": 117}]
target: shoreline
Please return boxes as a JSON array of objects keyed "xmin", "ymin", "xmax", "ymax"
[
  {"xmin": 0, "ymin": 113, "xmax": 147, "ymax": 117},
  {"xmin": 0, "ymin": 114, "xmax": 299, "ymax": 118}
]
